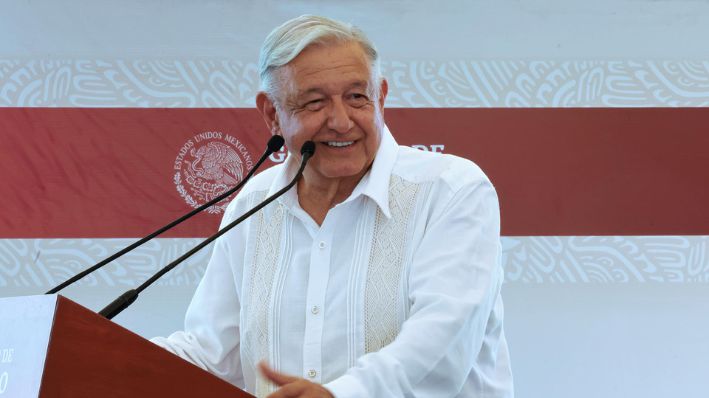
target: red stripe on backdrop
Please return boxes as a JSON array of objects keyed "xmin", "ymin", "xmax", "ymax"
[{"xmin": 1, "ymin": 108, "xmax": 707, "ymax": 238}]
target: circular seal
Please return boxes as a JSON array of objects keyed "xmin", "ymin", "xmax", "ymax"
[{"xmin": 173, "ymin": 131, "xmax": 254, "ymax": 214}]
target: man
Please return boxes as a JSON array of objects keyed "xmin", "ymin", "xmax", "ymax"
[{"xmin": 153, "ymin": 15, "xmax": 513, "ymax": 397}]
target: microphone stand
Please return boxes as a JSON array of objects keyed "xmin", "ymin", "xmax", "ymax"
[
  {"xmin": 99, "ymin": 141, "xmax": 315, "ymax": 320},
  {"xmin": 45, "ymin": 135, "xmax": 285, "ymax": 295}
]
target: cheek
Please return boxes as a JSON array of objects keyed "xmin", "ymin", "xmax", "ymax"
[
  {"xmin": 279, "ymin": 114, "xmax": 300, "ymax": 134},
  {"xmin": 352, "ymin": 104, "xmax": 380, "ymax": 124},
  {"xmin": 278, "ymin": 117, "xmax": 305, "ymax": 148},
  {"xmin": 351, "ymin": 112, "xmax": 380, "ymax": 144},
  {"xmin": 284, "ymin": 113, "xmax": 324, "ymax": 139}
]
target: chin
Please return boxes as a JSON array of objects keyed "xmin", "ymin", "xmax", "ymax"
[
  {"xmin": 320, "ymin": 166, "xmax": 367, "ymax": 180},
  {"xmin": 315, "ymin": 160, "xmax": 368, "ymax": 179}
]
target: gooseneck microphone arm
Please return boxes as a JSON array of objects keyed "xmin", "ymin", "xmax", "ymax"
[
  {"xmin": 45, "ymin": 135, "xmax": 285, "ymax": 295},
  {"xmin": 98, "ymin": 141, "xmax": 315, "ymax": 320}
]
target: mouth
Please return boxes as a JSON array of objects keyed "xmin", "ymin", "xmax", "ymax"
[{"xmin": 323, "ymin": 140, "xmax": 355, "ymax": 148}]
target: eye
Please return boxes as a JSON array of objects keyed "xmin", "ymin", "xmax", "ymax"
[
  {"xmin": 304, "ymin": 98, "xmax": 325, "ymax": 111},
  {"xmin": 347, "ymin": 93, "xmax": 370, "ymax": 107}
]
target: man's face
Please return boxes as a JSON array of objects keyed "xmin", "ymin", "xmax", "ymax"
[{"xmin": 268, "ymin": 41, "xmax": 387, "ymax": 184}]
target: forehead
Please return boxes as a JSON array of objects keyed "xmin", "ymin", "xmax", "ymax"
[{"xmin": 280, "ymin": 41, "xmax": 372, "ymax": 96}]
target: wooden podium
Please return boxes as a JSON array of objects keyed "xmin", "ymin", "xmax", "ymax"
[{"xmin": 0, "ymin": 294, "xmax": 253, "ymax": 397}]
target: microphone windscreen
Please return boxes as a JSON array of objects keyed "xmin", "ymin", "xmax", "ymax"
[
  {"xmin": 300, "ymin": 141, "xmax": 316, "ymax": 156},
  {"xmin": 267, "ymin": 135, "xmax": 285, "ymax": 153}
]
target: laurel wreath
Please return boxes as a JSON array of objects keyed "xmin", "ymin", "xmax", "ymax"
[
  {"xmin": 174, "ymin": 171, "xmax": 233, "ymax": 214},
  {"xmin": 174, "ymin": 172, "xmax": 199, "ymax": 209}
]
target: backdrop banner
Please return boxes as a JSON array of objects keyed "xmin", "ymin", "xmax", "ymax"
[{"xmin": 2, "ymin": 107, "xmax": 708, "ymax": 238}]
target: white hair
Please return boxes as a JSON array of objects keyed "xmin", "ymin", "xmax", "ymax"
[{"xmin": 258, "ymin": 15, "xmax": 381, "ymax": 102}]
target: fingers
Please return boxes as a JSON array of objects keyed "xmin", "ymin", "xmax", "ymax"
[
  {"xmin": 260, "ymin": 362, "xmax": 334, "ymax": 398},
  {"xmin": 259, "ymin": 361, "xmax": 299, "ymax": 386},
  {"xmin": 266, "ymin": 382, "xmax": 333, "ymax": 398},
  {"xmin": 266, "ymin": 381, "xmax": 308, "ymax": 398}
]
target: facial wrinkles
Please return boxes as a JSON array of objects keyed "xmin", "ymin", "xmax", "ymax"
[
  {"xmin": 272, "ymin": 43, "xmax": 383, "ymax": 151},
  {"xmin": 299, "ymin": 59, "xmax": 361, "ymax": 79},
  {"xmin": 273, "ymin": 46, "xmax": 380, "ymax": 113},
  {"xmin": 293, "ymin": 83, "xmax": 378, "ymax": 118},
  {"xmin": 294, "ymin": 48, "xmax": 368, "ymax": 95}
]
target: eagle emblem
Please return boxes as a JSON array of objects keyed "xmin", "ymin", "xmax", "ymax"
[{"xmin": 174, "ymin": 132, "xmax": 254, "ymax": 214}]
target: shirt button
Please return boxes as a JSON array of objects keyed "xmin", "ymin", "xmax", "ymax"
[
  {"xmin": 311, "ymin": 305, "xmax": 320, "ymax": 315},
  {"xmin": 318, "ymin": 241, "xmax": 326, "ymax": 249},
  {"xmin": 307, "ymin": 369, "xmax": 317, "ymax": 378}
]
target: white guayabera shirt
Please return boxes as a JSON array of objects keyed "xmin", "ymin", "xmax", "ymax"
[{"xmin": 152, "ymin": 127, "xmax": 514, "ymax": 397}]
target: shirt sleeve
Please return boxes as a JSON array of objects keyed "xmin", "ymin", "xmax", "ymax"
[
  {"xmin": 150, "ymin": 203, "xmax": 245, "ymax": 388},
  {"xmin": 324, "ymin": 175, "xmax": 505, "ymax": 397}
]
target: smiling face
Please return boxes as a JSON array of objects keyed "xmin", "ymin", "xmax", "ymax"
[{"xmin": 257, "ymin": 40, "xmax": 388, "ymax": 189}]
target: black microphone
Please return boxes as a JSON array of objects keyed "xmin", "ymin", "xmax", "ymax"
[
  {"xmin": 99, "ymin": 141, "xmax": 315, "ymax": 319},
  {"xmin": 45, "ymin": 135, "xmax": 285, "ymax": 295}
]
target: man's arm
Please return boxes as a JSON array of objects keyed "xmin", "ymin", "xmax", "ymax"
[
  {"xmin": 151, "ymin": 205, "xmax": 245, "ymax": 388},
  {"xmin": 324, "ymin": 175, "xmax": 506, "ymax": 397}
]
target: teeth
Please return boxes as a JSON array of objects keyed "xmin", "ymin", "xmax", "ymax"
[{"xmin": 326, "ymin": 141, "xmax": 354, "ymax": 147}]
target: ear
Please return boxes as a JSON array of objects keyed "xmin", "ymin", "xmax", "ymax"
[
  {"xmin": 256, "ymin": 92, "xmax": 280, "ymax": 135},
  {"xmin": 378, "ymin": 78, "xmax": 388, "ymax": 112}
]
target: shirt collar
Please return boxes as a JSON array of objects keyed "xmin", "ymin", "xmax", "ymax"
[
  {"xmin": 270, "ymin": 124, "xmax": 399, "ymax": 219},
  {"xmin": 348, "ymin": 124, "xmax": 398, "ymax": 218}
]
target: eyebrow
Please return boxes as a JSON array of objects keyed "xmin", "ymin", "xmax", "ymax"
[
  {"xmin": 295, "ymin": 80, "xmax": 370, "ymax": 98},
  {"xmin": 295, "ymin": 88, "xmax": 326, "ymax": 98}
]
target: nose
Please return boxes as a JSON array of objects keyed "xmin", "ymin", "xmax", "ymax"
[{"xmin": 326, "ymin": 97, "xmax": 354, "ymax": 133}]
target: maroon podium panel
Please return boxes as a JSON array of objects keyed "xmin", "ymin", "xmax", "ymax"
[{"xmin": 0, "ymin": 295, "xmax": 253, "ymax": 398}]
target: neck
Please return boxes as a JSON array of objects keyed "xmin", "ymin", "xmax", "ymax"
[{"xmin": 297, "ymin": 169, "xmax": 367, "ymax": 226}]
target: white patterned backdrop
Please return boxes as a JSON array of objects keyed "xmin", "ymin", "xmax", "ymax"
[
  {"xmin": 2, "ymin": 236, "xmax": 708, "ymax": 291},
  {"xmin": 2, "ymin": 59, "xmax": 709, "ymax": 107},
  {"xmin": 2, "ymin": 1, "xmax": 709, "ymax": 397}
]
